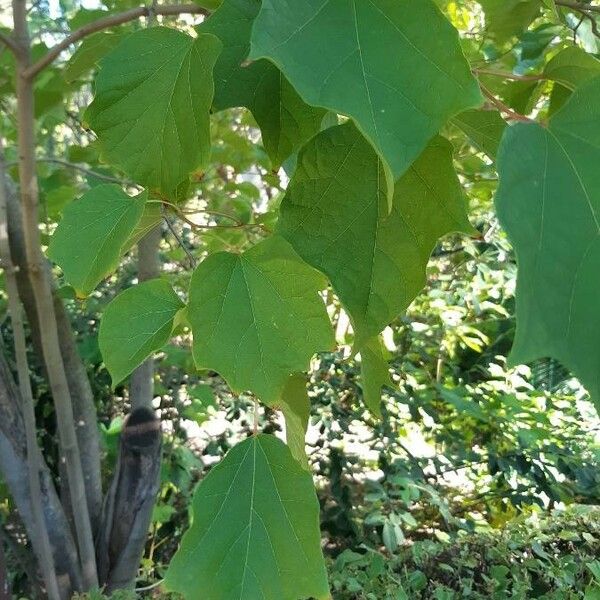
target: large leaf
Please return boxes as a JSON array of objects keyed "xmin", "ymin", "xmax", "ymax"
[
  {"xmin": 188, "ymin": 235, "xmax": 334, "ymax": 404},
  {"xmin": 85, "ymin": 27, "xmax": 221, "ymax": 196},
  {"xmin": 48, "ymin": 184, "xmax": 146, "ymax": 297},
  {"xmin": 495, "ymin": 75, "xmax": 600, "ymax": 406},
  {"xmin": 250, "ymin": 0, "xmax": 482, "ymax": 187},
  {"xmin": 199, "ymin": 0, "xmax": 326, "ymax": 167},
  {"xmin": 99, "ymin": 278, "xmax": 184, "ymax": 385},
  {"xmin": 278, "ymin": 123, "xmax": 472, "ymax": 346},
  {"xmin": 164, "ymin": 434, "xmax": 329, "ymax": 600}
]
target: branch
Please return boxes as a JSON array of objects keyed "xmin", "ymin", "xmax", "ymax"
[
  {"xmin": 474, "ymin": 68, "xmax": 546, "ymax": 82},
  {"xmin": 24, "ymin": 4, "xmax": 208, "ymax": 79},
  {"xmin": 37, "ymin": 157, "xmax": 134, "ymax": 185},
  {"xmin": 555, "ymin": 0, "xmax": 600, "ymax": 13},
  {"xmin": 480, "ymin": 86, "xmax": 536, "ymax": 123},
  {"xmin": 0, "ymin": 32, "xmax": 19, "ymax": 55}
]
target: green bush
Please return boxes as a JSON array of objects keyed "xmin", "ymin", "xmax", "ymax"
[{"xmin": 330, "ymin": 506, "xmax": 600, "ymax": 599}]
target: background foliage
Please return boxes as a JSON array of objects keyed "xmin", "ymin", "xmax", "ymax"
[{"xmin": 2, "ymin": 0, "xmax": 600, "ymax": 598}]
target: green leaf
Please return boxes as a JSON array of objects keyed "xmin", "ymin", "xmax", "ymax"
[
  {"xmin": 63, "ymin": 31, "xmax": 123, "ymax": 83},
  {"xmin": 48, "ymin": 184, "xmax": 146, "ymax": 297},
  {"xmin": 544, "ymin": 46, "xmax": 600, "ymax": 90},
  {"xmin": 188, "ymin": 235, "xmax": 334, "ymax": 404},
  {"xmin": 249, "ymin": 0, "xmax": 482, "ymax": 189},
  {"xmin": 479, "ymin": 0, "xmax": 541, "ymax": 42},
  {"xmin": 164, "ymin": 434, "xmax": 329, "ymax": 600},
  {"xmin": 279, "ymin": 374, "xmax": 310, "ymax": 469},
  {"xmin": 452, "ymin": 109, "xmax": 507, "ymax": 160},
  {"xmin": 199, "ymin": 0, "xmax": 326, "ymax": 167},
  {"xmin": 495, "ymin": 75, "xmax": 600, "ymax": 407},
  {"xmin": 360, "ymin": 336, "xmax": 393, "ymax": 417},
  {"xmin": 99, "ymin": 278, "xmax": 184, "ymax": 385},
  {"xmin": 85, "ymin": 27, "xmax": 221, "ymax": 196},
  {"xmin": 278, "ymin": 123, "xmax": 472, "ymax": 346},
  {"xmin": 122, "ymin": 202, "xmax": 163, "ymax": 252}
]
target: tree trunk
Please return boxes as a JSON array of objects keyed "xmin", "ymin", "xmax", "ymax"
[
  {"xmin": 96, "ymin": 407, "xmax": 161, "ymax": 592},
  {"xmin": 12, "ymin": 0, "xmax": 98, "ymax": 586},
  {"xmin": 0, "ymin": 350, "xmax": 82, "ymax": 598},
  {"xmin": 5, "ymin": 188, "xmax": 103, "ymax": 533},
  {"xmin": 129, "ymin": 226, "xmax": 162, "ymax": 411}
]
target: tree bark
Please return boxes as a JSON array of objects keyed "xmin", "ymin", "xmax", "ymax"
[
  {"xmin": 0, "ymin": 144, "xmax": 61, "ymax": 600},
  {"xmin": 0, "ymin": 350, "xmax": 82, "ymax": 598},
  {"xmin": 12, "ymin": 0, "xmax": 98, "ymax": 587},
  {"xmin": 5, "ymin": 187, "xmax": 103, "ymax": 533},
  {"xmin": 96, "ymin": 407, "xmax": 161, "ymax": 592}
]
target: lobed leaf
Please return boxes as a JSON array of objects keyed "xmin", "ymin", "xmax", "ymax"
[
  {"xmin": 250, "ymin": 0, "xmax": 482, "ymax": 188},
  {"xmin": 188, "ymin": 235, "xmax": 334, "ymax": 404},
  {"xmin": 360, "ymin": 336, "xmax": 394, "ymax": 417},
  {"xmin": 85, "ymin": 27, "xmax": 221, "ymax": 196},
  {"xmin": 278, "ymin": 123, "xmax": 473, "ymax": 347},
  {"xmin": 496, "ymin": 75, "xmax": 600, "ymax": 407},
  {"xmin": 199, "ymin": 0, "xmax": 326, "ymax": 167}
]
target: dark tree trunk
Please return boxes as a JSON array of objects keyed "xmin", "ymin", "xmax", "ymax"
[{"xmin": 96, "ymin": 407, "xmax": 162, "ymax": 592}]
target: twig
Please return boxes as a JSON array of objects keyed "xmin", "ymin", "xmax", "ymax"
[
  {"xmin": 555, "ymin": 0, "xmax": 600, "ymax": 14},
  {"xmin": 158, "ymin": 200, "xmax": 269, "ymax": 233},
  {"xmin": 24, "ymin": 3, "xmax": 209, "ymax": 79},
  {"xmin": 557, "ymin": 0, "xmax": 600, "ymax": 38},
  {"xmin": 162, "ymin": 213, "xmax": 196, "ymax": 269},
  {"xmin": 0, "ymin": 32, "xmax": 18, "ymax": 54},
  {"xmin": 38, "ymin": 158, "xmax": 134, "ymax": 185},
  {"xmin": 135, "ymin": 579, "xmax": 164, "ymax": 592},
  {"xmin": 6, "ymin": 157, "xmax": 137, "ymax": 186},
  {"xmin": 154, "ymin": 199, "xmax": 244, "ymax": 227},
  {"xmin": 480, "ymin": 86, "xmax": 536, "ymax": 123},
  {"xmin": 474, "ymin": 68, "xmax": 546, "ymax": 82}
]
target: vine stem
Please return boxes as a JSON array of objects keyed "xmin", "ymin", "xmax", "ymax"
[{"xmin": 480, "ymin": 86, "xmax": 536, "ymax": 123}]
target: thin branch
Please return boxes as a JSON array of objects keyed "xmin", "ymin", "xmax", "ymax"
[
  {"xmin": 474, "ymin": 68, "xmax": 546, "ymax": 82},
  {"xmin": 580, "ymin": 9, "xmax": 600, "ymax": 37},
  {"xmin": 0, "ymin": 31, "xmax": 19, "ymax": 55},
  {"xmin": 163, "ymin": 214, "xmax": 196, "ymax": 269},
  {"xmin": 555, "ymin": 0, "xmax": 600, "ymax": 14},
  {"xmin": 153, "ymin": 199, "xmax": 244, "ymax": 227},
  {"xmin": 0, "ymin": 144, "xmax": 61, "ymax": 600},
  {"xmin": 36, "ymin": 158, "xmax": 134, "ymax": 185},
  {"xmin": 480, "ymin": 86, "xmax": 536, "ymax": 123},
  {"xmin": 24, "ymin": 4, "xmax": 208, "ymax": 79}
]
